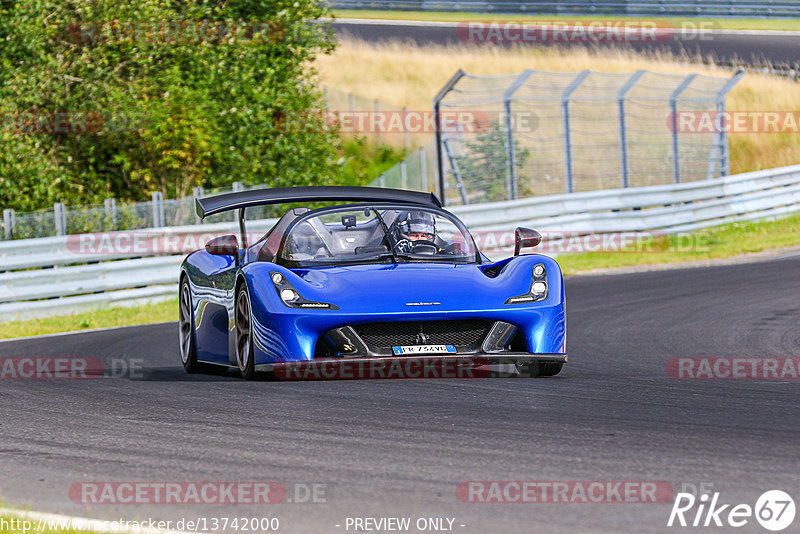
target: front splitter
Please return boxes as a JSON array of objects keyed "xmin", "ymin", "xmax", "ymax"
[{"xmin": 256, "ymin": 353, "xmax": 566, "ymax": 380}]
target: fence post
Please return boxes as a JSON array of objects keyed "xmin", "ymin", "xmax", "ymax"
[
  {"xmin": 400, "ymin": 160, "xmax": 408, "ymax": 189},
  {"xmin": 54, "ymin": 202, "xmax": 66, "ymax": 236},
  {"xmin": 374, "ymin": 99, "xmax": 381, "ymax": 145},
  {"xmin": 712, "ymin": 68, "xmax": 745, "ymax": 178},
  {"xmin": 3, "ymin": 208, "xmax": 14, "ymax": 240},
  {"xmin": 402, "ymin": 107, "xmax": 410, "ymax": 151},
  {"xmin": 419, "ymin": 147, "xmax": 427, "ymax": 192},
  {"xmin": 104, "ymin": 198, "xmax": 117, "ymax": 229},
  {"xmin": 561, "ymin": 70, "xmax": 592, "ymax": 194},
  {"xmin": 441, "ymin": 136, "xmax": 468, "ymax": 205},
  {"xmin": 670, "ymin": 74, "xmax": 698, "ymax": 184},
  {"xmin": 617, "ymin": 70, "xmax": 646, "ymax": 188},
  {"xmin": 323, "ymin": 86, "xmax": 329, "ymax": 110},
  {"xmin": 151, "ymin": 192, "xmax": 164, "ymax": 228},
  {"xmin": 503, "ymin": 70, "xmax": 535, "ymax": 200},
  {"xmin": 433, "ymin": 69, "xmax": 466, "ymax": 206},
  {"xmin": 348, "ymin": 93, "xmax": 354, "ymax": 117}
]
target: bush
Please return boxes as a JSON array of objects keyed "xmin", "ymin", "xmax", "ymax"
[{"xmin": 0, "ymin": 0, "xmax": 340, "ymax": 212}]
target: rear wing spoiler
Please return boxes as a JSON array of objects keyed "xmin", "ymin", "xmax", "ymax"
[{"xmin": 195, "ymin": 186, "xmax": 442, "ymax": 219}]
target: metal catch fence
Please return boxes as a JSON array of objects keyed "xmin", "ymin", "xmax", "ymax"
[{"xmin": 433, "ymin": 68, "xmax": 743, "ymax": 205}]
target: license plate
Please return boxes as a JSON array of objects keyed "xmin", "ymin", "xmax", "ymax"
[{"xmin": 392, "ymin": 344, "xmax": 456, "ymax": 355}]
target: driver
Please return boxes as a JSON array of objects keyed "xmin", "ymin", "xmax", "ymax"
[
  {"xmin": 394, "ymin": 211, "xmax": 439, "ymax": 254},
  {"xmin": 400, "ymin": 211, "xmax": 436, "ymax": 242}
]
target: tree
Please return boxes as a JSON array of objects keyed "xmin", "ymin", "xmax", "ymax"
[
  {"xmin": 452, "ymin": 121, "xmax": 530, "ymax": 203},
  {"xmin": 0, "ymin": 0, "xmax": 340, "ymax": 211}
]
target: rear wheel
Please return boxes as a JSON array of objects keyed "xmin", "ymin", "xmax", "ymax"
[
  {"xmin": 179, "ymin": 278, "xmax": 201, "ymax": 373},
  {"xmin": 235, "ymin": 285, "xmax": 256, "ymax": 380}
]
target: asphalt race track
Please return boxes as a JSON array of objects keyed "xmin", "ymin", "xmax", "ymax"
[
  {"xmin": 1, "ymin": 256, "xmax": 799, "ymax": 533},
  {"xmin": 332, "ymin": 19, "xmax": 800, "ymax": 68}
]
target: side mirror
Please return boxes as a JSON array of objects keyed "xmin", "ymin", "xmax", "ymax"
[
  {"xmin": 514, "ymin": 227, "xmax": 542, "ymax": 256},
  {"xmin": 205, "ymin": 234, "xmax": 239, "ymax": 257}
]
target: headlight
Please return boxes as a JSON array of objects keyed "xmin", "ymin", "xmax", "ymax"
[
  {"xmin": 280, "ymin": 289, "xmax": 298, "ymax": 302},
  {"xmin": 505, "ymin": 263, "xmax": 548, "ymax": 305},
  {"xmin": 270, "ymin": 271, "xmax": 338, "ymax": 310}
]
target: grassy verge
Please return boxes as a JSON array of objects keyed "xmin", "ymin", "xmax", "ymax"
[
  {"xmin": 556, "ymin": 212, "xmax": 800, "ymax": 275},
  {"xmin": 0, "ymin": 299, "xmax": 177, "ymax": 340},
  {"xmin": 317, "ymin": 39, "xmax": 800, "ymax": 175},
  {"xmin": 332, "ymin": 10, "xmax": 800, "ymax": 31}
]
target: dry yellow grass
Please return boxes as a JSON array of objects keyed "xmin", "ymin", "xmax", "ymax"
[{"xmin": 316, "ymin": 39, "xmax": 800, "ymax": 174}]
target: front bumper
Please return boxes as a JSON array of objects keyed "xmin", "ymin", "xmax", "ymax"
[{"xmin": 256, "ymin": 353, "xmax": 566, "ymax": 380}]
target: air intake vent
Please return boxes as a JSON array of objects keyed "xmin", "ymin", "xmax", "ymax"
[
  {"xmin": 481, "ymin": 264, "xmax": 504, "ymax": 278},
  {"xmin": 353, "ymin": 320, "xmax": 492, "ymax": 350}
]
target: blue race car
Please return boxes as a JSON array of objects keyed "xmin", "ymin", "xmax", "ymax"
[{"xmin": 179, "ymin": 186, "xmax": 566, "ymax": 380}]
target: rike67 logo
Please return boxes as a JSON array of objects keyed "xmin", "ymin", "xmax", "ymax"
[{"xmin": 668, "ymin": 490, "xmax": 796, "ymax": 531}]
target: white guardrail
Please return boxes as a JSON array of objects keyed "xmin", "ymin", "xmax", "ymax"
[{"xmin": 2, "ymin": 164, "xmax": 800, "ymax": 321}]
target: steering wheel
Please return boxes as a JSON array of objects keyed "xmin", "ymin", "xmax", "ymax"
[
  {"xmin": 394, "ymin": 239, "xmax": 439, "ymax": 254},
  {"xmin": 410, "ymin": 240, "xmax": 439, "ymax": 255}
]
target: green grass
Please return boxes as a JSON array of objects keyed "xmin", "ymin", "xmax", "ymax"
[
  {"xmin": 556, "ymin": 212, "xmax": 800, "ymax": 275},
  {"xmin": 2, "ymin": 213, "xmax": 800, "ymax": 339},
  {"xmin": 0, "ymin": 299, "xmax": 177, "ymax": 340},
  {"xmin": 332, "ymin": 10, "xmax": 800, "ymax": 31}
]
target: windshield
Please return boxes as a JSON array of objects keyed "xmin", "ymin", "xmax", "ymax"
[{"xmin": 278, "ymin": 205, "xmax": 479, "ymax": 267}]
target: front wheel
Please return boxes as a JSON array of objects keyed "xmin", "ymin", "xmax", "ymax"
[
  {"xmin": 517, "ymin": 361, "xmax": 564, "ymax": 378},
  {"xmin": 537, "ymin": 362, "xmax": 563, "ymax": 377},
  {"xmin": 235, "ymin": 285, "xmax": 257, "ymax": 380},
  {"xmin": 179, "ymin": 278, "xmax": 201, "ymax": 373}
]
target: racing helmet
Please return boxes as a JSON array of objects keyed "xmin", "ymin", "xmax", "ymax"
[{"xmin": 399, "ymin": 211, "xmax": 436, "ymax": 241}]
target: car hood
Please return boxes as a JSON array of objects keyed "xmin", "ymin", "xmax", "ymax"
[{"xmin": 287, "ymin": 261, "xmax": 539, "ymax": 313}]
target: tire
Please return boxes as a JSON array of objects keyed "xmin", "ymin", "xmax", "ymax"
[
  {"xmin": 235, "ymin": 284, "xmax": 257, "ymax": 380},
  {"xmin": 517, "ymin": 361, "xmax": 564, "ymax": 378},
  {"xmin": 537, "ymin": 362, "xmax": 563, "ymax": 377},
  {"xmin": 179, "ymin": 277, "xmax": 202, "ymax": 373}
]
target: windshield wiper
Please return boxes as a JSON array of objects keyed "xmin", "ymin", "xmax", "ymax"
[{"xmin": 371, "ymin": 207, "xmax": 401, "ymax": 263}]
